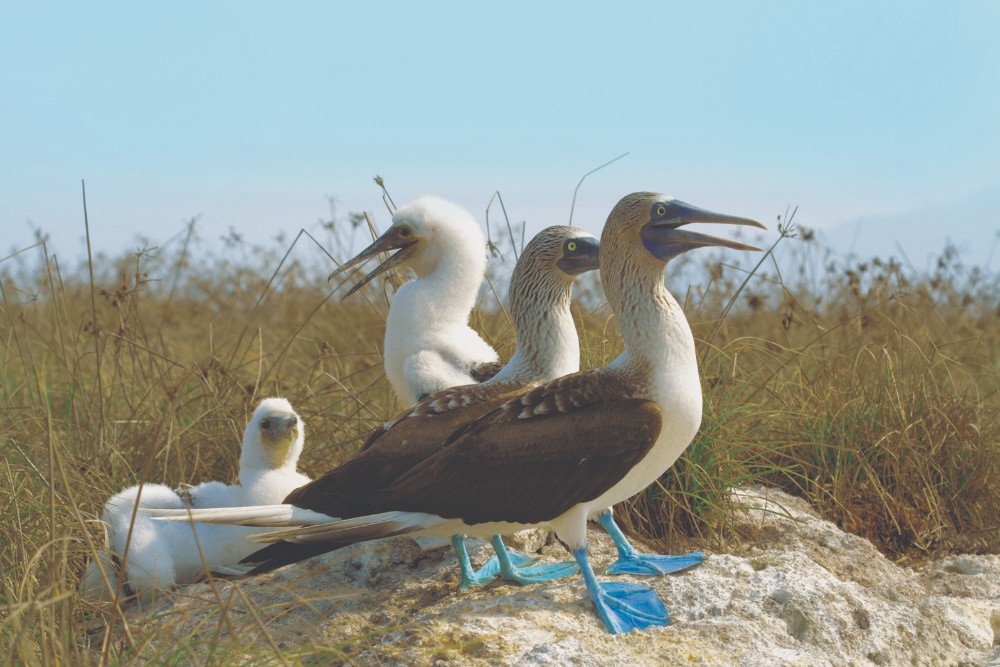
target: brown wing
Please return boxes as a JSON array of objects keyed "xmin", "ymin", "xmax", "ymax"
[
  {"xmin": 511, "ymin": 368, "xmax": 637, "ymax": 418},
  {"xmin": 385, "ymin": 375, "xmax": 661, "ymax": 525},
  {"xmin": 284, "ymin": 381, "xmax": 533, "ymax": 517}
]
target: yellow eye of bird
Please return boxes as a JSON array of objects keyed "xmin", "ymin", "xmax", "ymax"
[
  {"xmin": 567, "ymin": 241, "xmax": 577, "ymax": 252},
  {"xmin": 656, "ymin": 205, "xmax": 667, "ymax": 216}
]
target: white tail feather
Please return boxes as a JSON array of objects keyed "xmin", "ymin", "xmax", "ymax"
[
  {"xmin": 251, "ymin": 511, "xmax": 448, "ymax": 544},
  {"xmin": 145, "ymin": 504, "xmax": 338, "ymax": 527}
]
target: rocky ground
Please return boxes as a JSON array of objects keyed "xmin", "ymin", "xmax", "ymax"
[{"xmin": 114, "ymin": 487, "xmax": 1000, "ymax": 665}]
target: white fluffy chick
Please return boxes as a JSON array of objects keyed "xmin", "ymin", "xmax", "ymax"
[{"xmin": 81, "ymin": 398, "xmax": 310, "ymax": 601}]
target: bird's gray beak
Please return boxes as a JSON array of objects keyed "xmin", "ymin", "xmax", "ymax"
[
  {"xmin": 556, "ymin": 236, "xmax": 601, "ymax": 276},
  {"xmin": 640, "ymin": 200, "xmax": 765, "ymax": 260},
  {"xmin": 327, "ymin": 226, "xmax": 418, "ymax": 296}
]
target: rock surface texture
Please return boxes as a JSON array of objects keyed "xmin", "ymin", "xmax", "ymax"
[{"xmin": 121, "ymin": 487, "xmax": 1000, "ymax": 665}]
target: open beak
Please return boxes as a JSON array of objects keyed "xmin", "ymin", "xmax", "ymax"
[
  {"xmin": 327, "ymin": 226, "xmax": 419, "ymax": 296},
  {"xmin": 640, "ymin": 200, "xmax": 766, "ymax": 260},
  {"xmin": 556, "ymin": 236, "xmax": 601, "ymax": 276}
]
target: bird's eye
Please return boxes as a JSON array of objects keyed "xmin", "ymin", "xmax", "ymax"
[
  {"xmin": 567, "ymin": 241, "xmax": 578, "ymax": 252},
  {"xmin": 260, "ymin": 419, "xmax": 271, "ymax": 430},
  {"xmin": 399, "ymin": 226, "xmax": 412, "ymax": 238},
  {"xmin": 656, "ymin": 205, "xmax": 667, "ymax": 217}
]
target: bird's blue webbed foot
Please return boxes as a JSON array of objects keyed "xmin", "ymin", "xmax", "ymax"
[
  {"xmin": 452, "ymin": 535, "xmax": 535, "ymax": 589},
  {"xmin": 607, "ymin": 551, "xmax": 706, "ymax": 576},
  {"xmin": 573, "ymin": 546, "xmax": 670, "ymax": 634},
  {"xmin": 472, "ymin": 542, "xmax": 537, "ymax": 582},
  {"xmin": 598, "ymin": 512, "xmax": 705, "ymax": 576},
  {"xmin": 489, "ymin": 535, "xmax": 578, "ymax": 585}
]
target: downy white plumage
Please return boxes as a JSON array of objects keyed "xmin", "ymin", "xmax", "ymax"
[
  {"xmin": 330, "ymin": 196, "xmax": 500, "ymax": 404},
  {"xmin": 81, "ymin": 398, "xmax": 310, "ymax": 600}
]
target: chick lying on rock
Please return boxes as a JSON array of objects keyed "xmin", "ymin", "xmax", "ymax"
[{"xmin": 81, "ymin": 398, "xmax": 310, "ymax": 601}]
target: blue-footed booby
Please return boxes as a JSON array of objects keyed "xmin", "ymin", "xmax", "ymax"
[
  {"xmin": 152, "ymin": 227, "xmax": 601, "ymax": 588},
  {"xmin": 161, "ymin": 193, "xmax": 764, "ymax": 633},
  {"xmin": 81, "ymin": 398, "xmax": 310, "ymax": 600},
  {"xmin": 329, "ymin": 196, "xmax": 502, "ymax": 404}
]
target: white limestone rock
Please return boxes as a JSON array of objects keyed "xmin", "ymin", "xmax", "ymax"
[{"xmin": 117, "ymin": 486, "xmax": 1000, "ymax": 666}]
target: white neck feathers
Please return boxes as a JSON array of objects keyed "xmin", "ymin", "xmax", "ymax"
[{"xmin": 602, "ymin": 245, "xmax": 699, "ymax": 399}]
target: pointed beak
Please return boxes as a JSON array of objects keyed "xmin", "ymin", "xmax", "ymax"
[
  {"xmin": 556, "ymin": 236, "xmax": 601, "ymax": 276},
  {"xmin": 640, "ymin": 200, "xmax": 766, "ymax": 260},
  {"xmin": 327, "ymin": 226, "xmax": 418, "ymax": 296}
]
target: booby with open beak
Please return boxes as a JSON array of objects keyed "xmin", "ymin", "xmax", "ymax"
[{"xmin": 329, "ymin": 197, "xmax": 502, "ymax": 404}]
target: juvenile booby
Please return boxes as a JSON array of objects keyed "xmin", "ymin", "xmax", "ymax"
[
  {"xmin": 154, "ymin": 227, "xmax": 602, "ymax": 588},
  {"xmin": 330, "ymin": 197, "xmax": 502, "ymax": 404},
  {"xmin": 162, "ymin": 193, "xmax": 764, "ymax": 633},
  {"xmin": 81, "ymin": 398, "xmax": 310, "ymax": 600}
]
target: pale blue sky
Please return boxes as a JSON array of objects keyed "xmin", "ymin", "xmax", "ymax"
[{"xmin": 3, "ymin": 2, "xmax": 999, "ymax": 269}]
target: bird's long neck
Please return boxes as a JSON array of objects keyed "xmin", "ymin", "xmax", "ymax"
[
  {"xmin": 239, "ymin": 428, "xmax": 264, "ymax": 476},
  {"xmin": 239, "ymin": 434, "xmax": 303, "ymax": 482},
  {"xmin": 491, "ymin": 273, "xmax": 579, "ymax": 384},
  {"xmin": 390, "ymin": 245, "xmax": 486, "ymax": 331},
  {"xmin": 239, "ymin": 452, "xmax": 269, "ymax": 488},
  {"xmin": 604, "ymin": 255, "xmax": 699, "ymax": 399}
]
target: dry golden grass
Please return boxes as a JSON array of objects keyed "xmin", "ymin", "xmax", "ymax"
[
  {"xmin": 619, "ymin": 226, "xmax": 1000, "ymax": 563},
  {"xmin": 1, "ymin": 217, "xmax": 998, "ymax": 662}
]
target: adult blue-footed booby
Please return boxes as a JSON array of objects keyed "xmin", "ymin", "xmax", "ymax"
[
  {"xmin": 330, "ymin": 197, "xmax": 502, "ymax": 404},
  {"xmin": 152, "ymin": 227, "xmax": 601, "ymax": 588},
  {"xmin": 174, "ymin": 193, "xmax": 763, "ymax": 634},
  {"xmin": 81, "ymin": 398, "xmax": 310, "ymax": 600}
]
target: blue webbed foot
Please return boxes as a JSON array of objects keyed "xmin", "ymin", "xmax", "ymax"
[
  {"xmin": 453, "ymin": 535, "xmax": 498, "ymax": 589},
  {"xmin": 598, "ymin": 511, "xmax": 705, "ymax": 576},
  {"xmin": 472, "ymin": 549, "xmax": 536, "ymax": 582},
  {"xmin": 607, "ymin": 551, "xmax": 706, "ymax": 576},
  {"xmin": 593, "ymin": 581, "xmax": 670, "ymax": 633},
  {"xmin": 502, "ymin": 560, "xmax": 580, "ymax": 584},
  {"xmin": 489, "ymin": 536, "xmax": 578, "ymax": 584},
  {"xmin": 458, "ymin": 566, "xmax": 496, "ymax": 589},
  {"xmin": 573, "ymin": 546, "xmax": 670, "ymax": 634},
  {"xmin": 489, "ymin": 535, "xmax": 578, "ymax": 585},
  {"xmin": 453, "ymin": 535, "xmax": 539, "ymax": 589}
]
